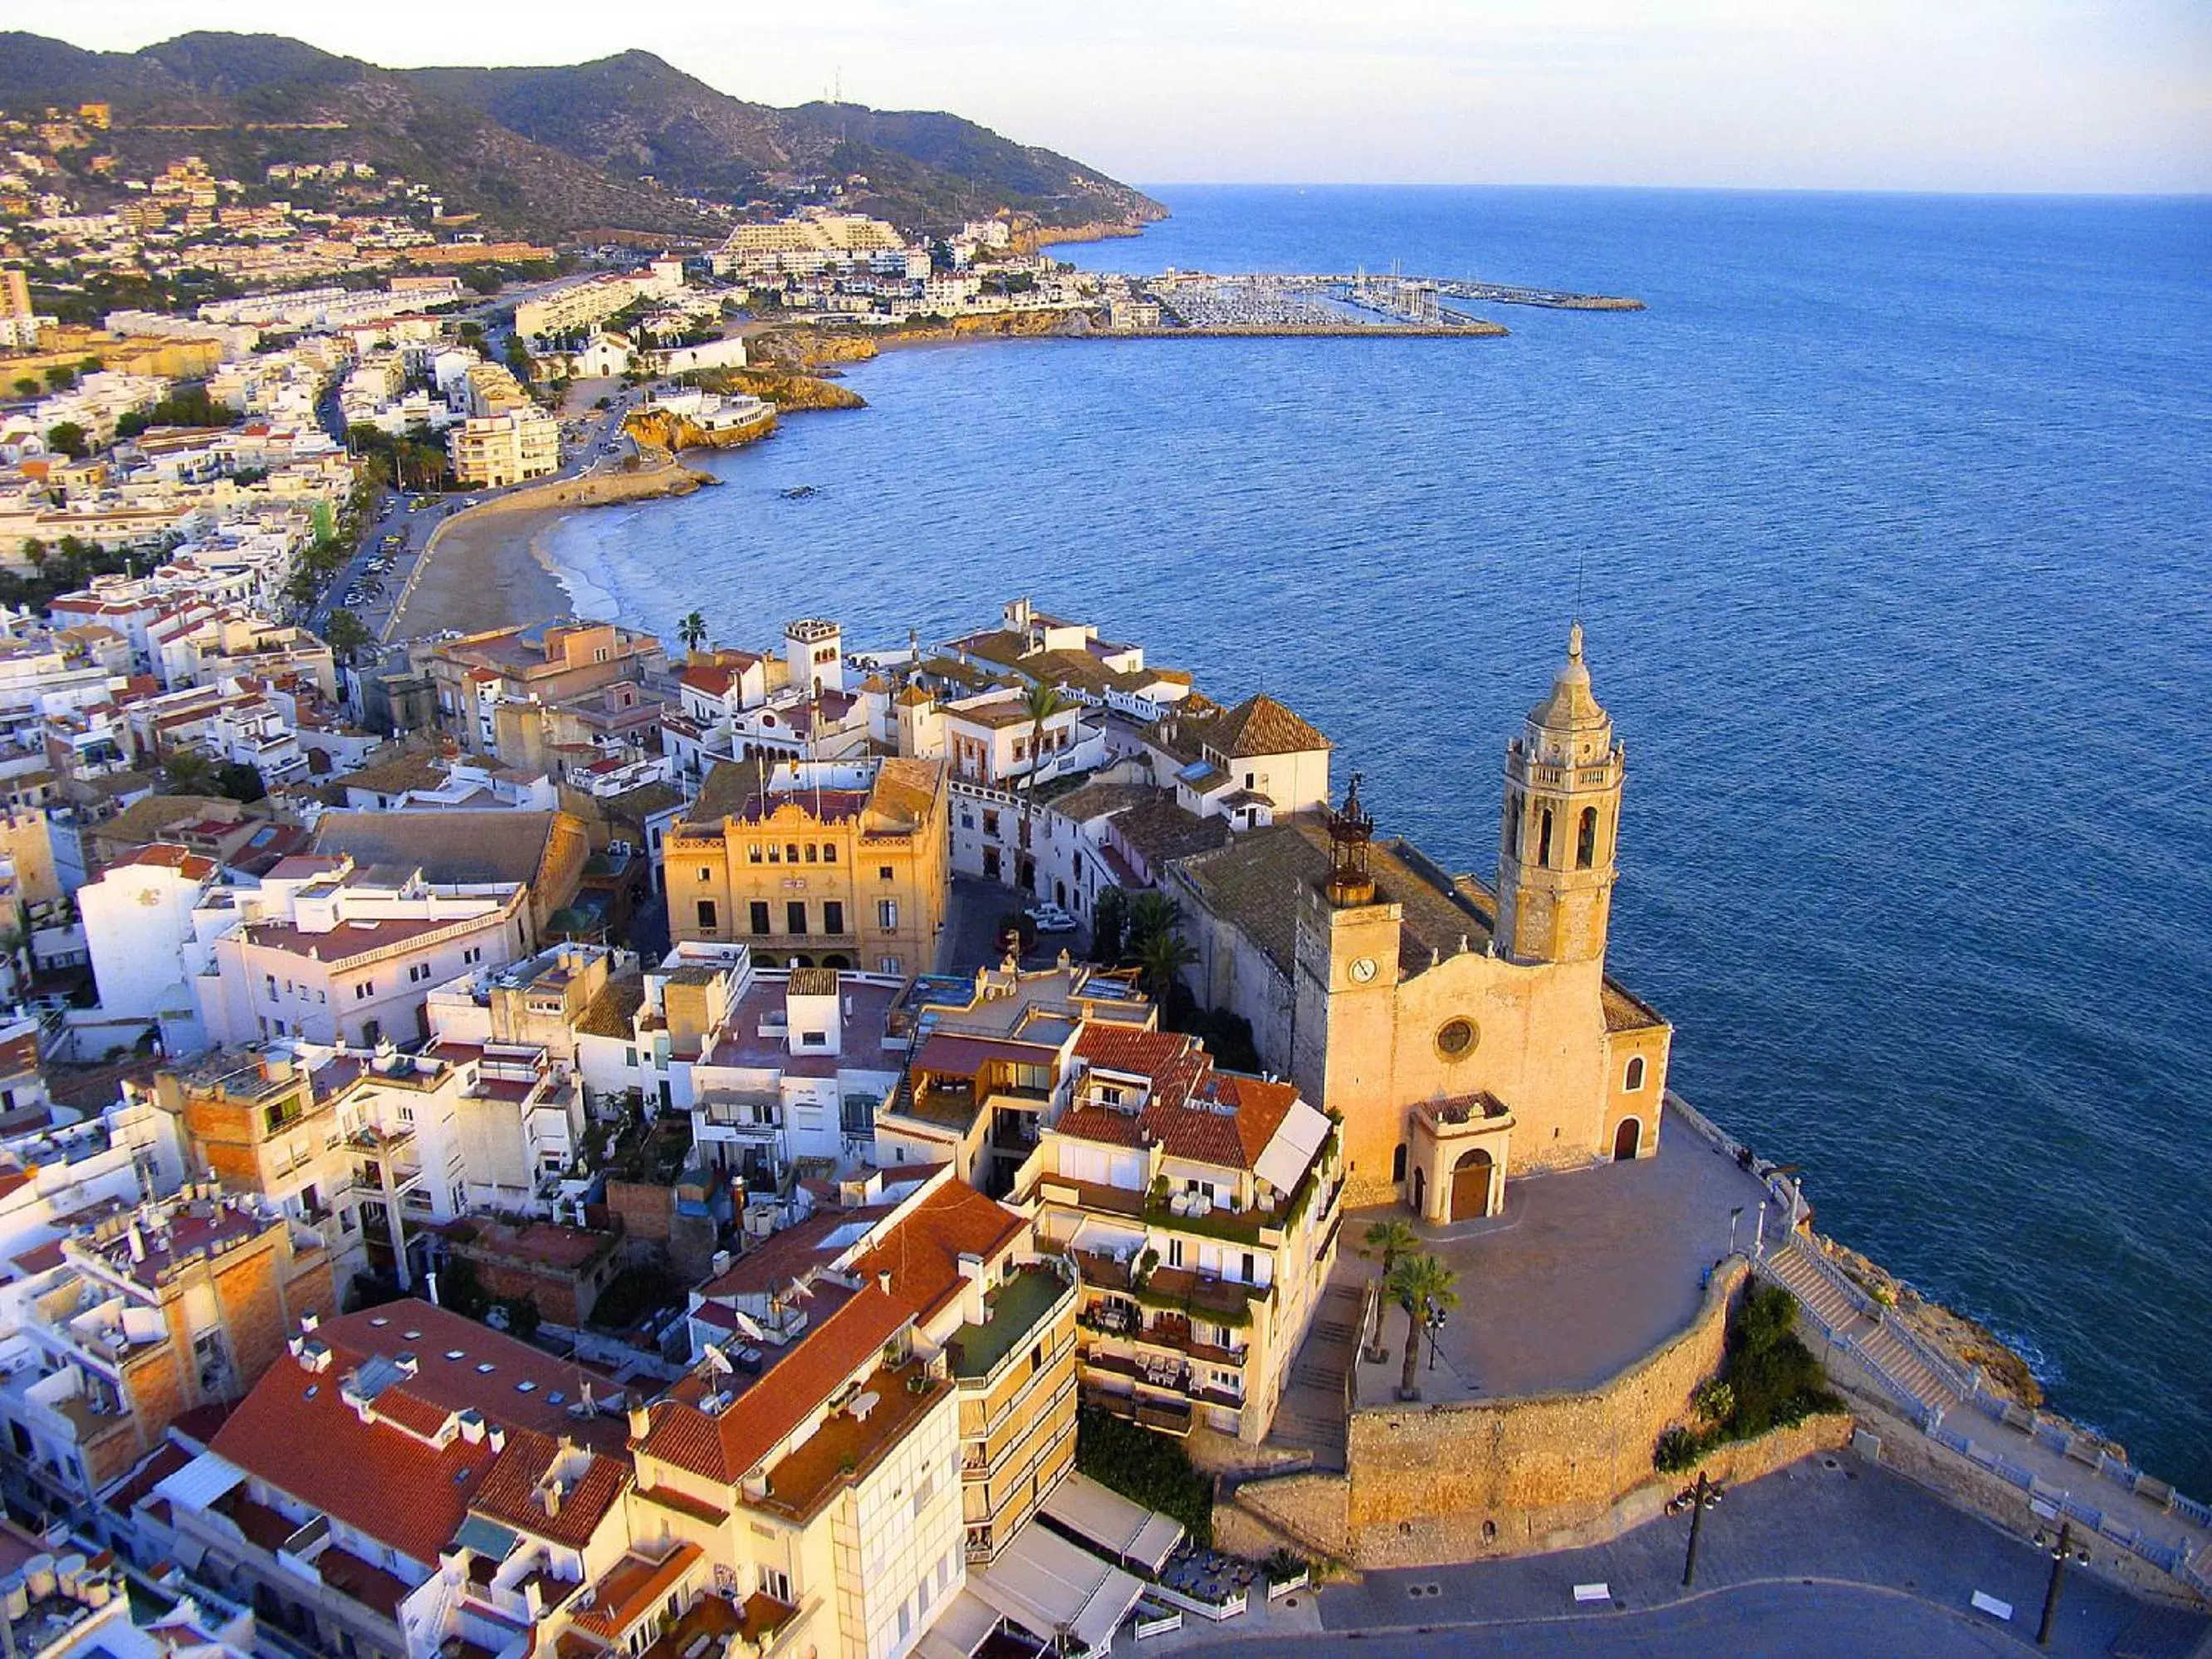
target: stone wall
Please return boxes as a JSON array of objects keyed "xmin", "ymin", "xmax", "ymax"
[{"xmin": 1339, "ymin": 1259, "xmax": 1747, "ymax": 1564}]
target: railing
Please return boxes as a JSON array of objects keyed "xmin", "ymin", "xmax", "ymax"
[{"xmin": 1768, "ymin": 1238, "xmax": 1976, "ymax": 1404}]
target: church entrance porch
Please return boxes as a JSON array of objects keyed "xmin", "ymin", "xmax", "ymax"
[
  {"xmin": 1451, "ymin": 1148, "xmax": 1497, "ymax": 1221},
  {"xmin": 1406, "ymin": 1092, "xmax": 1514, "ymax": 1226}
]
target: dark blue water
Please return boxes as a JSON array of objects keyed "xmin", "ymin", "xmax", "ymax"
[{"xmin": 551, "ymin": 187, "xmax": 2212, "ymax": 1488}]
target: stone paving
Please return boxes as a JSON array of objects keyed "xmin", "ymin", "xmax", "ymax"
[{"xmin": 1349, "ymin": 1106, "xmax": 1781, "ymax": 1406}]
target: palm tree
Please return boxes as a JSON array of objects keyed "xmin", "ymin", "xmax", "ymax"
[
  {"xmin": 1017, "ymin": 681, "xmax": 1065, "ymax": 892},
  {"xmin": 677, "ymin": 611, "xmax": 708, "ymax": 658},
  {"xmin": 1125, "ymin": 890, "xmax": 1178, "ymax": 955},
  {"xmin": 1362, "ymin": 1216, "xmax": 1419, "ymax": 1359},
  {"xmin": 1384, "ymin": 1252, "xmax": 1461, "ymax": 1401},
  {"xmin": 1136, "ymin": 924, "xmax": 1196, "ymax": 1006}
]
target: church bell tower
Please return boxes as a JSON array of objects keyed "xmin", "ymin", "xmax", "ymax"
[{"xmin": 1496, "ymin": 624, "xmax": 1624, "ymax": 964}]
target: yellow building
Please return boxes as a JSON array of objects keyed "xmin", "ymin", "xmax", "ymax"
[
  {"xmin": 446, "ymin": 411, "xmax": 559, "ymax": 487},
  {"xmin": 1177, "ymin": 626, "xmax": 1672, "ymax": 1220},
  {"xmin": 665, "ymin": 756, "xmax": 950, "ymax": 978}
]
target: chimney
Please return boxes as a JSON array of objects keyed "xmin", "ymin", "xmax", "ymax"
[
  {"xmin": 486, "ymin": 1425, "xmax": 506, "ymax": 1452},
  {"xmin": 627, "ymin": 1403, "xmax": 651, "ymax": 1444},
  {"xmin": 541, "ymin": 1484, "xmax": 560, "ymax": 1520},
  {"xmin": 300, "ymin": 1310, "xmax": 320, "ymax": 1334},
  {"xmin": 876, "ymin": 1269, "xmax": 893, "ymax": 1298},
  {"xmin": 126, "ymin": 1222, "xmax": 145, "ymax": 1263}
]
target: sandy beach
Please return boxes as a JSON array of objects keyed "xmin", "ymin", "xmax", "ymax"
[
  {"xmin": 388, "ymin": 503, "xmax": 577, "ymax": 639},
  {"xmin": 385, "ymin": 453, "xmax": 716, "ymax": 640}
]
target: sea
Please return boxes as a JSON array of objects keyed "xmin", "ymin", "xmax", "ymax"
[{"xmin": 545, "ymin": 186, "xmax": 2212, "ymax": 1490}]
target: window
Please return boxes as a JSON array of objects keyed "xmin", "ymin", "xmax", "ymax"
[
  {"xmin": 785, "ymin": 843, "xmax": 800, "ymax": 864},
  {"xmin": 1505, "ymin": 791, "xmax": 1522, "ymax": 857},
  {"xmin": 697, "ymin": 865, "xmax": 713, "ymax": 883},
  {"xmin": 1168, "ymin": 1238, "xmax": 1185, "ymax": 1268},
  {"xmin": 355, "ymin": 981, "xmax": 375, "ymax": 1000},
  {"xmin": 982, "ymin": 810, "xmax": 1000, "ymax": 837},
  {"xmin": 1625, "ymin": 1055, "xmax": 1647, "ymax": 1092},
  {"xmin": 265, "ymin": 974, "xmax": 277, "ymax": 1003},
  {"xmin": 786, "ymin": 901, "xmax": 808, "ymax": 936},
  {"xmin": 878, "ymin": 865, "xmax": 893, "ymax": 882},
  {"xmin": 747, "ymin": 843, "xmax": 763, "ymax": 864},
  {"xmin": 804, "ymin": 844, "xmax": 817, "ymax": 863},
  {"xmin": 766, "ymin": 844, "xmax": 781, "ymax": 863},
  {"xmin": 822, "ymin": 844, "xmax": 836, "ymax": 864},
  {"xmin": 749, "ymin": 901, "xmax": 771, "ymax": 935},
  {"xmin": 822, "ymin": 900, "xmax": 844, "ymax": 935},
  {"xmin": 1577, "ymin": 806, "xmax": 1599, "ymax": 869},
  {"xmin": 624, "ymin": 1046, "xmax": 639, "ymax": 1069},
  {"xmin": 696, "ymin": 899, "xmax": 718, "ymax": 931},
  {"xmin": 879, "ymin": 955, "xmax": 902, "ymax": 975},
  {"xmin": 463, "ymin": 947, "xmax": 482, "ymax": 965},
  {"xmin": 1393, "ymin": 1143, "xmax": 1409, "ymax": 1182},
  {"xmin": 1537, "ymin": 807, "xmax": 1554, "ymax": 868},
  {"xmin": 878, "ymin": 898, "xmax": 898, "ymax": 930},
  {"xmin": 761, "ymin": 1568, "xmax": 791, "ymax": 1605}
]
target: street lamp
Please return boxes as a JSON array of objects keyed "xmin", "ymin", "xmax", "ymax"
[
  {"xmin": 1728, "ymin": 1205, "xmax": 1745, "ymax": 1257},
  {"xmin": 1681, "ymin": 1471, "xmax": 1713, "ymax": 1587},
  {"xmin": 2034, "ymin": 1521, "xmax": 2090, "ymax": 1647},
  {"xmin": 1423, "ymin": 1297, "xmax": 1449, "ymax": 1373}
]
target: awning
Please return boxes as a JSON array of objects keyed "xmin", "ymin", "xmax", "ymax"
[
  {"xmin": 1254, "ymin": 1098, "xmax": 1333, "ymax": 1197},
  {"xmin": 915, "ymin": 1588, "xmax": 1002, "ymax": 1658},
  {"xmin": 1040, "ymin": 1471, "xmax": 1187, "ymax": 1574},
  {"xmin": 967, "ymin": 1523, "xmax": 1145, "ymax": 1654},
  {"xmin": 151, "ymin": 1451, "xmax": 246, "ymax": 1513}
]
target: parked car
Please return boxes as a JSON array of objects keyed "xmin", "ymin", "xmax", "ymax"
[{"xmin": 1025, "ymin": 903, "xmax": 1078, "ymax": 933}]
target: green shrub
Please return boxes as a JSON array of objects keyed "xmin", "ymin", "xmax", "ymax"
[
  {"xmin": 1654, "ymin": 1426, "xmax": 1703, "ymax": 1473},
  {"xmin": 1076, "ymin": 1407, "xmax": 1212, "ymax": 1545}
]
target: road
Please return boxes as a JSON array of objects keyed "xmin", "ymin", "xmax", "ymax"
[
  {"xmin": 306, "ymin": 373, "xmax": 641, "ymax": 644},
  {"xmin": 1166, "ymin": 1456, "xmax": 2205, "ymax": 1659}
]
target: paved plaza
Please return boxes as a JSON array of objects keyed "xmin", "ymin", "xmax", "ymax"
[
  {"xmin": 1349, "ymin": 1105, "xmax": 1781, "ymax": 1405},
  {"xmin": 1175, "ymin": 1454, "xmax": 2209, "ymax": 1659}
]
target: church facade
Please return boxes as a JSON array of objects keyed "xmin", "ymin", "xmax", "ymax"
[{"xmin": 1173, "ymin": 626, "xmax": 1671, "ymax": 1219}]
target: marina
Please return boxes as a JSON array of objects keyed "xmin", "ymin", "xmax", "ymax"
[{"xmin": 1130, "ymin": 269, "xmax": 1642, "ymax": 335}]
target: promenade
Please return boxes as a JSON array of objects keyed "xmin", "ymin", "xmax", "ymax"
[{"xmin": 1167, "ymin": 1455, "xmax": 2209, "ymax": 1659}]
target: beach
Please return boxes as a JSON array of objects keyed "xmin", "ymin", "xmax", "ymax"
[{"xmin": 386, "ymin": 455, "xmax": 713, "ymax": 639}]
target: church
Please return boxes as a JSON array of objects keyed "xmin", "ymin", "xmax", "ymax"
[{"xmin": 1171, "ymin": 625, "xmax": 1672, "ymax": 1218}]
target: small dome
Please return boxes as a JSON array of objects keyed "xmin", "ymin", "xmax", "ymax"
[{"xmin": 1527, "ymin": 622, "xmax": 1609, "ymax": 735}]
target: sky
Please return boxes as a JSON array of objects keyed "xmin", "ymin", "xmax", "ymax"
[{"xmin": 23, "ymin": 0, "xmax": 2212, "ymax": 193}]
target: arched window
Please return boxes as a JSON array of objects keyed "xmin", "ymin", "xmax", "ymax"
[
  {"xmin": 1392, "ymin": 1143, "xmax": 1408, "ymax": 1184},
  {"xmin": 1625, "ymin": 1055, "xmax": 1647, "ymax": 1092},
  {"xmin": 1577, "ymin": 806, "xmax": 1598, "ymax": 869},
  {"xmin": 1537, "ymin": 808, "xmax": 1554, "ymax": 869},
  {"xmin": 1505, "ymin": 792, "xmax": 1522, "ymax": 859}
]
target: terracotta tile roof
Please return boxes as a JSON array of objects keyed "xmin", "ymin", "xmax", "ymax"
[
  {"xmin": 1208, "ymin": 693, "xmax": 1333, "ymax": 758},
  {"xmin": 103, "ymin": 842, "xmax": 218, "ymax": 880},
  {"xmin": 467, "ymin": 1427, "xmax": 632, "ymax": 1551},
  {"xmin": 644, "ymin": 1182, "xmax": 1019, "ymax": 1488},
  {"xmin": 850, "ymin": 1181, "xmax": 1025, "ymax": 1329},
  {"xmin": 1602, "ymin": 977, "xmax": 1668, "ymax": 1033},
  {"xmin": 209, "ymin": 1346, "xmax": 501, "ymax": 1564},
  {"xmin": 638, "ymin": 1282, "xmax": 911, "ymax": 1485},
  {"xmin": 312, "ymin": 809, "xmax": 564, "ymax": 888},
  {"xmin": 575, "ymin": 971, "xmax": 647, "ymax": 1040},
  {"xmin": 1069, "ymin": 1025, "xmax": 1297, "ymax": 1171},
  {"xmin": 1111, "ymin": 796, "xmax": 1231, "ymax": 868}
]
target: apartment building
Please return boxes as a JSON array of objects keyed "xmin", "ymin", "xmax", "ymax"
[
  {"xmin": 1012, "ymin": 1023, "xmax": 1346, "ymax": 1446},
  {"xmin": 664, "ymin": 756, "xmax": 949, "ymax": 980},
  {"xmin": 874, "ymin": 960, "xmax": 1155, "ymax": 1199},
  {"xmin": 423, "ymin": 620, "xmax": 665, "ymax": 752},
  {"xmin": 446, "ymin": 409, "xmax": 559, "ymax": 488},
  {"xmin": 0, "ymin": 1184, "xmax": 334, "ymax": 1514},
  {"xmin": 192, "ymin": 854, "xmax": 533, "ymax": 1053}
]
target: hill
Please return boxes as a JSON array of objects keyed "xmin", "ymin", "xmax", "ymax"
[{"xmin": 0, "ymin": 32, "xmax": 1163, "ymax": 241}]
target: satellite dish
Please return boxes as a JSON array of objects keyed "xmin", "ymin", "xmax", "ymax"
[
  {"xmin": 702, "ymin": 1343, "xmax": 733, "ymax": 1375},
  {"xmin": 732, "ymin": 1309, "xmax": 766, "ymax": 1343}
]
